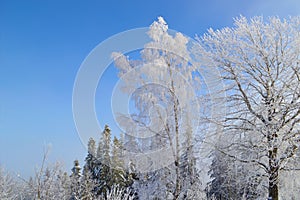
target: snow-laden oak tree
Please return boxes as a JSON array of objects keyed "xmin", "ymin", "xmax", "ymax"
[
  {"xmin": 112, "ymin": 17, "xmax": 203, "ymax": 199},
  {"xmin": 194, "ymin": 16, "xmax": 300, "ymax": 200}
]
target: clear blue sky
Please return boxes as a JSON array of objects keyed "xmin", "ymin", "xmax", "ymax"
[{"xmin": 0, "ymin": 0, "xmax": 299, "ymax": 178}]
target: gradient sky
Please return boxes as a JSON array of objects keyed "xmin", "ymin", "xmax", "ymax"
[{"xmin": 1, "ymin": 0, "xmax": 299, "ymax": 178}]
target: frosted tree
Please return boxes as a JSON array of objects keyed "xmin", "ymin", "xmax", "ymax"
[
  {"xmin": 70, "ymin": 160, "xmax": 82, "ymax": 200},
  {"xmin": 36, "ymin": 164, "xmax": 72, "ymax": 200},
  {"xmin": 84, "ymin": 138, "xmax": 97, "ymax": 177},
  {"xmin": 99, "ymin": 184, "xmax": 135, "ymax": 200},
  {"xmin": 111, "ymin": 136, "xmax": 132, "ymax": 190},
  {"xmin": 112, "ymin": 17, "xmax": 202, "ymax": 199},
  {"xmin": 15, "ymin": 147, "xmax": 73, "ymax": 200},
  {"xmin": 81, "ymin": 170, "xmax": 98, "ymax": 200},
  {"xmin": 18, "ymin": 162, "xmax": 72, "ymax": 199},
  {"xmin": 56, "ymin": 170, "xmax": 72, "ymax": 200},
  {"xmin": 279, "ymin": 167, "xmax": 300, "ymax": 199},
  {"xmin": 82, "ymin": 138, "xmax": 98, "ymax": 199},
  {"xmin": 206, "ymin": 148, "xmax": 262, "ymax": 199},
  {"xmin": 95, "ymin": 125, "xmax": 112, "ymax": 196},
  {"xmin": 194, "ymin": 16, "xmax": 300, "ymax": 200},
  {"xmin": 0, "ymin": 167, "xmax": 19, "ymax": 200}
]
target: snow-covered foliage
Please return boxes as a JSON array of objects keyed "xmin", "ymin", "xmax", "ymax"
[
  {"xmin": 0, "ymin": 167, "xmax": 19, "ymax": 200},
  {"xmin": 194, "ymin": 16, "xmax": 300, "ymax": 200},
  {"xmin": 112, "ymin": 16, "xmax": 204, "ymax": 199},
  {"xmin": 99, "ymin": 184, "xmax": 134, "ymax": 200}
]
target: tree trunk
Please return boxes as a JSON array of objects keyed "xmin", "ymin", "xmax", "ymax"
[
  {"xmin": 268, "ymin": 147, "xmax": 279, "ymax": 200},
  {"xmin": 268, "ymin": 182, "xmax": 278, "ymax": 200},
  {"xmin": 169, "ymin": 64, "xmax": 181, "ymax": 200},
  {"xmin": 267, "ymin": 94, "xmax": 279, "ymax": 200},
  {"xmin": 173, "ymin": 90, "xmax": 180, "ymax": 200}
]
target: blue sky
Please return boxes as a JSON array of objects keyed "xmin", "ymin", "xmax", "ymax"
[{"xmin": 0, "ymin": 0, "xmax": 299, "ymax": 178}]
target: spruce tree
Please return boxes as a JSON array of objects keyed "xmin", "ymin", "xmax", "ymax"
[
  {"xmin": 95, "ymin": 125, "xmax": 112, "ymax": 196},
  {"xmin": 111, "ymin": 137, "xmax": 126, "ymax": 187},
  {"xmin": 82, "ymin": 138, "xmax": 98, "ymax": 199},
  {"xmin": 70, "ymin": 160, "xmax": 82, "ymax": 200},
  {"xmin": 83, "ymin": 138, "xmax": 97, "ymax": 178}
]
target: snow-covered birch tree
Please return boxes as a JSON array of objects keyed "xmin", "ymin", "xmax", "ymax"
[
  {"xmin": 194, "ymin": 16, "xmax": 300, "ymax": 200},
  {"xmin": 112, "ymin": 17, "xmax": 202, "ymax": 199}
]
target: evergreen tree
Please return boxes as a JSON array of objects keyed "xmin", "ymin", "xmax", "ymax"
[
  {"xmin": 178, "ymin": 122, "xmax": 200, "ymax": 199},
  {"xmin": 207, "ymin": 149, "xmax": 262, "ymax": 200},
  {"xmin": 84, "ymin": 138, "xmax": 97, "ymax": 175},
  {"xmin": 82, "ymin": 138, "xmax": 98, "ymax": 199},
  {"xmin": 70, "ymin": 160, "xmax": 82, "ymax": 200},
  {"xmin": 79, "ymin": 126, "xmax": 137, "ymax": 198},
  {"xmin": 81, "ymin": 170, "xmax": 97, "ymax": 200},
  {"xmin": 95, "ymin": 125, "xmax": 112, "ymax": 196},
  {"xmin": 111, "ymin": 137, "xmax": 126, "ymax": 187}
]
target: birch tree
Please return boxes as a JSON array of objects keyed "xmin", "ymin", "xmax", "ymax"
[
  {"xmin": 112, "ymin": 17, "xmax": 202, "ymax": 199},
  {"xmin": 194, "ymin": 16, "xmax": 300, "ymax": 200}
]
